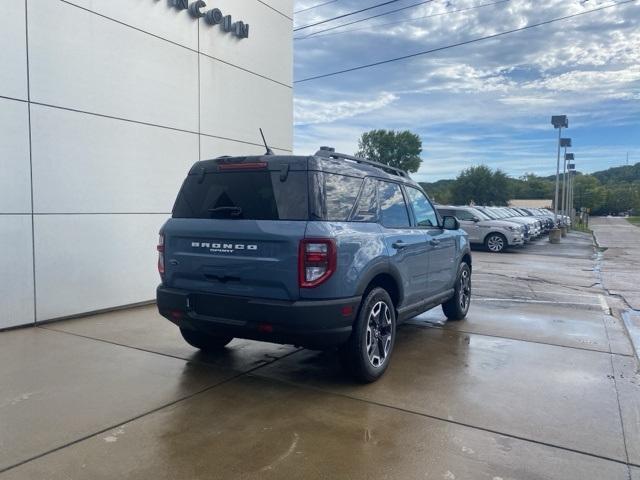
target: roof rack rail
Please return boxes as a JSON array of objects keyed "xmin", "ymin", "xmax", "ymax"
[{"xmin": 315, "ymin": 146, "xmax": 409, "ymax": 178}]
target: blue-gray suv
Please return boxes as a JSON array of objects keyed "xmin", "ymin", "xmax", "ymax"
[{"xmin": 157, "ymin": 147, "xmax": 472, "ymax": 382}]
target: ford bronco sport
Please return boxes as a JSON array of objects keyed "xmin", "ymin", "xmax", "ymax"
[{"xmin": 157, "ymin": 147, "xmax": 472, "ymax": 382}]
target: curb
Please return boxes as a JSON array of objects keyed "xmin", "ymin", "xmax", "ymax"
[{"xmin": 621, "ymin": 310, "xmax": 640, "ymax": 363}]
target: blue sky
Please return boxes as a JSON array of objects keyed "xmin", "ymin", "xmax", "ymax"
[{"xmin": 292, "ymin": 0, "xmax": 640, "ymax": 183}]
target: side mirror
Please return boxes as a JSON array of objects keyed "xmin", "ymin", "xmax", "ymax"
[{"xmin": 442, "ymin": 215, "xmax": 459, "ymax": 230}]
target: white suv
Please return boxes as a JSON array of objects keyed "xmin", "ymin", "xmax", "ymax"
[{"xmin": 437, "ymin": 206, "xmax": 525, "ymax": 253}]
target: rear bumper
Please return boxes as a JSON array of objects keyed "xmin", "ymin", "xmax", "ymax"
[{"xmin": 156, "ymin": 286, "xmax": 361, "ymax": 349}]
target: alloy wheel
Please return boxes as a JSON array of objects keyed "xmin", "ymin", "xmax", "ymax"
[
  {"xmin": 487, "ymin": 235, "xmax": 504, "ymax": 252},
  {"xmin": 366, "ymin": 301, "xmax": 393, "ymax": 368},
  {"xmin": 459, "ymin": 268, "xmax": 471, "ymax": 310}
]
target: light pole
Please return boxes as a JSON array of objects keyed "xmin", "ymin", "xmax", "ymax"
[
  {"xmin": 560, "ymin": 138, "xmax": 572, "ymax": 226},
  {"xmin": 569, "ymin": 162, "xmax": 576, "ymax": 224},
  {"xmin": 564, "ymin": 152, "xmax": 574, "ymax": 228},
  {"xmin": 550, "ymin": 115, "xmax": 568, "ymax": 243}
]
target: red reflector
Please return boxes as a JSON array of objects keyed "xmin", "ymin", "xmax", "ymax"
[
  {"xmin": 157, "ymin": 234, "xmax": 165, "ymax": 276},
  {"xmin": 258, "ymin": 323, "xmax": 273, "ymax": 333},
  {"xmin": 306, "ymin": 252, "xmax": 326, "ymax": 263},
  {"xmin": 170, "ymin": 310, "xmax": 183, "ymax": 320},
  {"xmin": 341, "ymin": 305, "xmax": 353, "ymax": 317},
  {"xmin": 218, "ymin": 162, "xmax": 268, "ymax": 171}
]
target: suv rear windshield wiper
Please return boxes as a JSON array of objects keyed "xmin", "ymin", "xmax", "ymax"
[{"xmin": 208, "ymin": 206, "xmax": 243, "ymax": 218}]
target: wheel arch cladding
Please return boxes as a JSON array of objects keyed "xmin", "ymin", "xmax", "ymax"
[
  {"xmin": 362, "ymin": 272, "xmax": 400, "ymax": 308},
  {"xmin": 462, "ymin": 252, "xmax": 472, "ymax": 271}
]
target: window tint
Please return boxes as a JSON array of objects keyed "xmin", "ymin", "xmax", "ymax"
[
  {"xmin": 324, "ymin": 173, "xmax": 363, "ymax": 221},
  {"xmin": 479, "ymin": 208, "xmax": 499, "ymax": 220},
  {"xmin": 351, "ymin": 177, "xmax": 378, "ymax": 222},
  {"xmin": 172, "ymin": 171, "xmax": 308, "ymax": 220},
  {"xmin": 470, "ymin": 208, "xmax": 490, "ymax": 220},
  {"xmin": 378, "ymin": 181, "xmax": 410, "ymax": 228},
  {"xmin": 437, "ymin": 208, "xmax": 454, "ymax": 217},
  {"xmin": 406, "ymin": 187, "xmax": 438, "ymax": 227},
  {"xmin": 455, "ymin": 209, "xmax": 475, "ymax": 221}
]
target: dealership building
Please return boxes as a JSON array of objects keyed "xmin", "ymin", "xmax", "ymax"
[{"xmin": 0, "ymin": 0, "xmax": 293, "ymax": 329}]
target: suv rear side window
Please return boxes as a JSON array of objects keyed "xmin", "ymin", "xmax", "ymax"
[
  {"xmin": 351, "ymin": 177, "xmax": 378, "ymax": 222},
  {"xmin": 406, "ymin": 187, "xmax": 438, "ymax": 227},
  {"xmin": 172, "ymin": 171, "xmax": 308, "ymax": 220},
  {"xmin": 378, "ymin": 181, "xmax": 410, "ymax": 228},
  {"xmin": 324, "ymin": 173, "xmax": 363, "ymax": 221}
]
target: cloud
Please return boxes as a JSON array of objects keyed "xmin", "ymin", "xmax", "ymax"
[
  {"xmin": 293, "ymin": 0, "xmax": 640, "ymax": 179},
  {"xmin": 525, "ymin": 66, "xmax": 640, "ymax": 94},
  {"xmin": 294, "ymin": 92, "xmax": 398, "ymax": 125}
]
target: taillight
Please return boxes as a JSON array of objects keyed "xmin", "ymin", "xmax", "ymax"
[
  {"xmin": 298, "ymin": 239, "xmax": 336, "ymax": 288},
  {"xmin": 157, "ymin": 234, "xmax": 165, "ymax": 276}
]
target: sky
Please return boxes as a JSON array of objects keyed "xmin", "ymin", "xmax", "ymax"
[{"xmin": 292, "ymin": 0, "xmax": 640, "ymax": 183}]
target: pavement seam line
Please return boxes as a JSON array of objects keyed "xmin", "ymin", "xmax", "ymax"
[
  {"xmin": 474, "ymin": 297, "xmax": 603, "ymax": 308},
  {"xmin": 473, "ymin": 287, "xmax": 604, "ymax": 299},
  {"xmin": 0, "ymin": 346, "xmax": 303, "ymax": 475},
  {"xmin": 246, "ymin": 372, "xmax": 639, "ymax": 469},
  {"xmin": 601, "ymin": 311, "xmax": 633, "ymax": 468},
  {"xmin": 474, "ymin": 271, "xmax": 598, "ymax": 293},
  {"xmin": 607, "ymin": 353, "xmax": 632, "ymax": 467},
  {"xmin": 37, "ymin": 324, "xmax": 236, "ymax": 368},
  {"xmin": 38, "ymin": 324, "xmax": 305, "ymax": 370},
  {"xmin": 408, "ymin": 322, "xmax": 631, "ymax": 357}
]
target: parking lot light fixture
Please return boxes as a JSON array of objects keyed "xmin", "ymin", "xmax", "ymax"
[
  {"xmin": 567, "ymin": 160, "xmax": 576, "ymax": 224},
  {"xmin": 564, "ymin": 153, "xmax": 574, "ymax": 225},
  {"xmin": 550, "ymin": 116, "xmax": 568, "ymax": 242},
  {"xmin": 560, "ymin": 139, "xmax": 572, "ymax": 224}
]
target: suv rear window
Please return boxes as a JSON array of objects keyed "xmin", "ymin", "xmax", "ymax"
[{"xmin": 172, "ymin": 171, "xmax": 308, "ymax": 220}]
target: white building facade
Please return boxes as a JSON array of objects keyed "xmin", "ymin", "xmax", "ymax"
[{"xmin": 0, "ymin": 0, "xmax": 293, "ymax": 329}]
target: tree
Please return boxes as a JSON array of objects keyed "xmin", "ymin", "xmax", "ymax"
[
  {"xmin": 450, "ymin": 165, "xmax": 511, "ymax": 205},
  {"xmin": 573, "ymin": 175, "xmax": 605, "ymax": 213},
  {"xmin": 419, "ymin": 179, "xmax": 454, "ymax": 204},
  {"xmin": 356, "ymin": 129, "xmax": 422, "ymax": 173},
  {"xmin": 511, "ymin": 173, "xmax": 554, "ymax": 199}
]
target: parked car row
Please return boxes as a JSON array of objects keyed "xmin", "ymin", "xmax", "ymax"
[{"xmin": 436, "ymin": 205, "xmax": 560, "ymax": 253}]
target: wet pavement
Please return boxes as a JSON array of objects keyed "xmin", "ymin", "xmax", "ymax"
[
  {"xmin": 592, "ymin": 216, "xmax": 640, "ymax": 360},
  {"xmin": 1, "ymin": 228, "xmax": 639, "ymax": 479}
]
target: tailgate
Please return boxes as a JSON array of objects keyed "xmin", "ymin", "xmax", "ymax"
[{"xmin": 162, "ymin": 218, "xmax": 306, "ymax": 301}]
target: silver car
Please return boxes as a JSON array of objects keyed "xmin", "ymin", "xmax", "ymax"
[
  {"xmin": 437, "ymin": 206, "xmax": 525, "ymax": 253},
  {"xmin": 476, "ymin": 206, "xmax": 538, "ymax": 240}
]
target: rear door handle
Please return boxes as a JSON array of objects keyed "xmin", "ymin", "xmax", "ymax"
[{"xmin": 392, "ymin": 240, "xmax": 408, "ymax": 249}]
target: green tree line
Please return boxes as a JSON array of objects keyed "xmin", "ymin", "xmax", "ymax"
[{"xmin": 420, "ymin": 164, "xmax": 640, "ymax": 215}]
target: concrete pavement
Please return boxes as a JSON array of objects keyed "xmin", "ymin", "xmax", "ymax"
[
  {"xmin": 0, "ymin": 230, "xmax": 638, "ymax": 479},
  {"xmin": 591, "ymin": 216, "xmax": 640, "ymax": 310},
  {"xmin": 591, "ymin": 216, "xmax": 640, "ymax": 359}
]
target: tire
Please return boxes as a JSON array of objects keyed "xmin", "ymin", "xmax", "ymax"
[
  {"xmin": 339, "ymin": 287, "xmax": 396, "ymax": 383},
  {"xmin": 442, "ymin": 262, "xmax": 471, "ymax": 321},
  {"xmin": 485, "ymin": 233, "xmax": 507, "ymax": 253},
  {"xmin": 180, "ymin": 328, "xmax": 233, "ymax": 351}
]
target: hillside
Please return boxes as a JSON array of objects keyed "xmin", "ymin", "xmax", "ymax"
[
  {"xmin": 591, "ymin": 162, "xmax": 640, "ymax": 184},
  {"xmin": 420, "ymin": 162, "xmax": 640, "ymax": 214},
  {"xmin": 542, "ymin": 162, "xmax": 640, "ymax": 184}
]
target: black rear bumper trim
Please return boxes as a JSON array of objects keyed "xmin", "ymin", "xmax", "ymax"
[{"xmin": 157, "ymin": 286, "xmax": 361, "ymax": 349}]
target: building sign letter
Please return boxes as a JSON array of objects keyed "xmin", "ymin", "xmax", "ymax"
[
  {"xmin": 188, "ymin": 0, "xmax": 207, "ymax": 18},
  {"xmin": 170, "ymin": 2, "xmax": 250, "ymax": 39}
]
